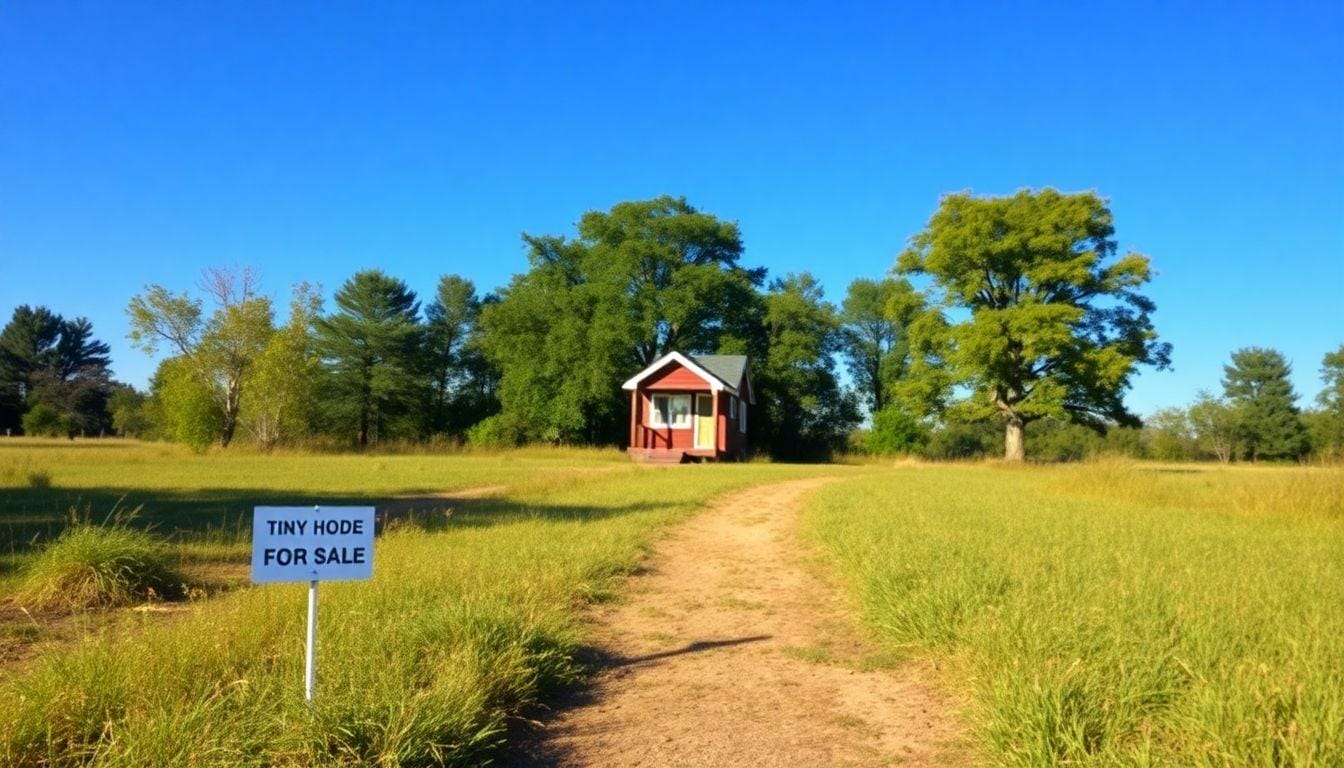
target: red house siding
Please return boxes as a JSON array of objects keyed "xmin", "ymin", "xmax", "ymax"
[{"xmin": 626, "ymin": 357, "xmax": 749, "ymax": 461}]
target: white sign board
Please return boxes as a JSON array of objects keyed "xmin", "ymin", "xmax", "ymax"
[{"xmin": 251, "ymin": 506, "xmax": 375, "ymax": 584}]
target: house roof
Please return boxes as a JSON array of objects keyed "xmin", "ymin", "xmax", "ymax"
[
  {"xmin": 621, "ymin": 351, "xmax": 754, "ymax": 403},
  {"xmin": 691, "ymin": 355, "xmax": 748, "ymax": 391}
]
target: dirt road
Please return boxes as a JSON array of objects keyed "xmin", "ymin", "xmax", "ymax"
[{"xmin": 503, "ymin": 477, "xmax": 964, "ymax": 767}]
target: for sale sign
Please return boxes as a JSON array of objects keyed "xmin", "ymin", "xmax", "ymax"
[{"xmin": 251, "ymin": 506, "xmax": 375, "ymax": 584}]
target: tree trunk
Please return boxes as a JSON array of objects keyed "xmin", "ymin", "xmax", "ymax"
[{"xmin": 1004, "ymin": 417, "xmax": 1025, "ymax": 462}]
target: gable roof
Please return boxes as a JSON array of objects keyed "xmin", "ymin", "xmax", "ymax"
[{"xmin": 621, "ymin": 351, "xmax": 754, "ymax": 403}]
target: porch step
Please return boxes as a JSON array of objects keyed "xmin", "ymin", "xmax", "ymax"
[{"xmin": 635, "ymin": 450, "xmax": 687, "ymax": 465}]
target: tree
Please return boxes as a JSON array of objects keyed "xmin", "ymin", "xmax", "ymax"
[
  {"xmin": 753, "ymin": 273, "xmax": 860, "ymax": 459},
  {"xmin": 0, "ymin": 306, "xmax": 113, "ymax": 436},
  {"xmin": 107, "ymin": 384, "xmax": 153, "ymax": 438},
  {"xmin": 863, "ymin": 405, "xmax": 929, "ymax": 455},
  {"xmin": 149, "ymin": 357, "xmax": 223, "ymax": 451},
  {"xmin": 1187, "ymin": 390, "xmax": 1238, "ymax": 463},
  {"xmin": 127, "ymin": 267, "xmax": 274, "ymax": 447},
  {"xmin": 1222, "ymin": 347, "xmax": 1309, "ymax": 461},
  {"xmin": 897, "ymin": 189, "xmax": 1171, "ymax": 461},
  {"xmin": 1145, "ymin": 407, "xmax": 1195, "ymax": 461},
  {"xmin": 22, "ymin": 404, "xmax": 67, "ymax": 437},
  {"xmin": 314, "ymin": 270, "xmax": 423, "ymax": 448},
  {"xmin": 424, "ymin": 275, "xmax": 496, "ymax": 437},
  {"xmin": 241, "ymin": 284, "xmax": 322, "ymax": 450},
  {"xmin": 1308, "ymin": 344, "xmax": 1344, "ymax": 459},
  {"xmin": 479, "ymin": 196, "xmax": 763, "ymax": 444},
  {"xmin": 838, "ymin": 277, "xmax": 928, "ymax": 413}
]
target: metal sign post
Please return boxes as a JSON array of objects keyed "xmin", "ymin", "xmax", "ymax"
[{"xmin": 251, "ymin": 505, "xmax": 375, "ymax": 704}]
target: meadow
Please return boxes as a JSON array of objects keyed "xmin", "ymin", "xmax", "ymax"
[
  {"xmin": 805, "ymin": 462, "xmax": 1343, "ymax": 767},
  {"xmin": 0, "ymin": 439, "xmax": 840, "ymax": 766},
  {"xmin": 2, "ymin": 439, "xmax": 1340, "ymax": 766}
]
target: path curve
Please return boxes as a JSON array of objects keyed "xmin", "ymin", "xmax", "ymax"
[{"xmin": 504, "ymin": 476, "xmax": 964, "ymax": 767}]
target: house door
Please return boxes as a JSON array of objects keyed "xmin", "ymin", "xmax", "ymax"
[{"xmin": 694, "ymin": 394, "xmax": 715, "ymax": 449}]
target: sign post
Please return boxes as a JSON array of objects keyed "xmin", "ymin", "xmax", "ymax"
[{"xmin": 251, "ymin": 505, "xmax": 375, "ymax": 704}]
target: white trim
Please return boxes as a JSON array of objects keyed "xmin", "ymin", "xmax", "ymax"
[
  {"xmin": 621, "ymin": 351, "xmax": 736, "ymax": 395},
  {"xmin": 648, "ymin": 393, "xmax": 692, "ymax": 429}
]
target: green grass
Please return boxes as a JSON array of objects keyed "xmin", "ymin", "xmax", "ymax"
[
  {"xmin": 14, "ymin": 520, "xmax": 185, "ymax": 610},
  {"xmin": 805, "ymin": 462, "xmax": 1344, "ymax": 767},
  {"xmin": 0, "ymin": 437, "xmax": 630, "ymax": 579},
  {"xmin": 0, "ymin": 439, "xmax": 840, "ymax": 766}
]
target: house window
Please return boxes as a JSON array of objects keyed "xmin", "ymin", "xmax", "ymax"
[
  {"xmin": 740, "ymin": 401, "xmax": 747, "ymax": 433},
  {"xmin": 649, "ymin": 394, "xmax": 692, "ymax": 429},
  {"xmin": 730, "ymin": 396, "xmax": 738, "ymax": 420}
]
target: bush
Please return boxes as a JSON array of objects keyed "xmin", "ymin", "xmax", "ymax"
[
  {"xmin": 863, "ymin": 406, "xmax": 929, "ymax": 455},
  {"xmin": 26, "ymin": 470, "xmax": 52, "ymax": 489},
  {"xmin": 467, "ymin": 413, "xmax": 529, "ymax": 449},
  {"xmin": 15, "ymin": 522, "xmax": 184, "ymax": 610},
  {"xmin": 923, "ymin": 422, "xmax": 998, "ymax": 460},
  {"xmin": 21, "ymin": 404, "xmax": 67, "ymax": 438}
]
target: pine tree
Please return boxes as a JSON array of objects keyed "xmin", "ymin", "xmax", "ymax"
[
  {"xmin": 315, "ymin": 270, "xmax": 424, "ymax": 447},
  {"xmin": 1221, "ymin": 347, "xmax": 1309, "ymax": 461}
]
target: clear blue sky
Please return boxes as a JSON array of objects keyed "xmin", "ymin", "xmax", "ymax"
[{"xmin": 2, "ymin": 1, "xmax": 1341, "ymax": 414}]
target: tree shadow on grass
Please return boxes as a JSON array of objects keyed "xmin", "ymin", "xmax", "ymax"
[{"xmin": 0, "ymin": 486, "xmax": 668, "ymax": 574}]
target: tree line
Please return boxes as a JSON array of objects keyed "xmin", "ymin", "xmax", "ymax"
[{"xmin": 2, "ymin": 191, "xmax": 1340, "ymax": 461}]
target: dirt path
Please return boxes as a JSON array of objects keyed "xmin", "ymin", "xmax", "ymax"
[{"xmin": 503, "ymin": 477, "xmax": 964, "ymax": 767}]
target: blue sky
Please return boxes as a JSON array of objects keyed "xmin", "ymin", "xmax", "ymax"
[{"xmin": 2, "ymin": 1, "xmax": 1341, "ymax": 414}]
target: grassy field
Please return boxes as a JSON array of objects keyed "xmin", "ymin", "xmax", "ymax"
[
  {"xmin": 805, "ymin": 462, "xmax": 1344, "ymax": 767},
  {"xmin": 0, "ymin": 438, "xmax": 841, "ymax": 766},
  {"xmin": 3, "ymin": 440, "xmax": 1341, "ymax": 766}
]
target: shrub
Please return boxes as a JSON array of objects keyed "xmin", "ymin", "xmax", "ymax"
[
  {"xmin": 922, "ymin": 421, "xmax": 997, "ymax": 460},
  {"xmin": 468, "ymin": 413, "xmax": 528, "ymax": 449},
  {"xmin": 15, "ymin": 522, "xmax": 184, "ymax": 610},
  {"xmin": 863, "ymin": 406, "xmax": 929, "ymax": 455},
  {"xmin": 25, "ymin": 470, "xmax": 52, "ymax": 489},
  {"xmin": 21, "ymin": 404, "xmax": 67, "ymax": 438}
]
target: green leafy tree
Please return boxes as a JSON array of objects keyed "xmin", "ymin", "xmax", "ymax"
[
  {"xmin": 149, "ymin": 357, "xmax": 223, "ymax": 451},
  {"xmin": 1222, "ymin": 347, "xmax": 1309, "ymax": 461},
  {"xmin": 127, "ymin": 267, "xmax": 274, "ymax": 447},
  {"xmin": 1187, "ymin": 390, "xmax": 1239, "ymax": 463},
  {"xmin": 21, "ymin": 403, "xmax": 67, "ymax": 438},
  {"xmin": 107, "ymin": 384, "xmax": 153, "ymax": 438},
  {"xmin": 1307, "ymin": 344, "xmax": 1344, "ymax": 459},
  {"xmin": 754, "ymin": 273, "xmax": 859, "ymax": 459},
  {"xmin": 1145, "ymin": 407, "xmax": 1195, "ymax": 461},
  {"xmin": 480, "ymin": 196, "xmax": 762, "ymax": 444},
  {"xmin": 863, "ymin": 405, "xmax": 929, "ymax": 455},
  {"xmin": 314, "ymin": 270, "xmax": 424, "ymax": 448},
  {"xmin": 424, "ymin": 275, "xmax": 497, "ymax": 438},
  {"xmin": 241, "ymin": 284, "xmax": 322, "ymax": 450},
  {"xmin": 897, "ymin": 189, "xmax": 1171, "ymax": 461},
  {"xmin": 839, "ymin": 277, "xmax": 930, "ymax": 413},
  {"xmin": 0, "ymin": 306, "xmax": 113, "ymax": 436}
]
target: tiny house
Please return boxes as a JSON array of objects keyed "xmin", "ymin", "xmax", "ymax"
[{"xmin": 622, "ymin": 352, "xmax": 753, "ymax": 463}]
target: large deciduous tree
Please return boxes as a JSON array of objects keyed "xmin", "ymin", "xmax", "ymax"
[
  {"xmin": 897, "ymin": 189, "xmax": 1171, "ymax": 461},
  {"xmin": 0, "ymin": 306, "xmax": 113, "ymax": 436},
  {"xmin": 127, "ymin": 267, "xmax": 274, "ymax": 447},
  {"xmin": 479, "ymin": 196, "xmax": 763, "ymax": 444},
  {"xmin": 314, "ymin": 270, "xmax": 424, "ymax": 448},
  {"xmin": 754, "ymin": 273, "xmax": 859, "ymax": 459},
  {"xmin": 838, "ymin": 277, "xmax": 927, "ymax": 414},
  {"xmin": 1221, "ymin": 347, "xmax": 1309, "ymax": 461}
]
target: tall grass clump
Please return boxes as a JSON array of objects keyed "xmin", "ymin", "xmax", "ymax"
[
  {"xmin": 806, "ymin": 463, "xmax": 1344, "ymax": 767},
  {"xmin": 14, "ymin": 518, "xmax": 184, "ymax": 610}
]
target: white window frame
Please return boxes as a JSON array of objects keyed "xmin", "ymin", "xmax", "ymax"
[{"xmin": 648, "ymin": 394, "xmax": 692, "ymax": 429}]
